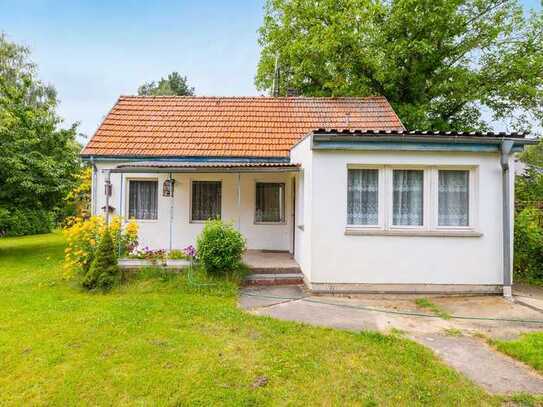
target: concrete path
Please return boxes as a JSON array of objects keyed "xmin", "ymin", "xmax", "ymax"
[
  {"xmin": 414, "ymin": 334, "xmax": 543, "ymax": 395},
  {"xmin": 240, "ymin": 286, "xmax": 543, "ymax": 395}
]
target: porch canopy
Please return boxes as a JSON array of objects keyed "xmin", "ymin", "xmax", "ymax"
[{"xmin": 108, "ymin": 161, "xmax": 300, "ymax": 174}]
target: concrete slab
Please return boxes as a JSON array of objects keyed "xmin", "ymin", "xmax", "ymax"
[
  {"xmin": 239, "ymin": 286, "xmax": 543, "ymax": 395},
  {"xmin": 239, "ymin": 286, "xmax": 306, "ymax": 310},
  {"xmin": 413, "ymin": 334, "xmax": 543, "ymax": 395},
  {"xmin": 243, "ymin": 250, "xmax": 300, "ymax": 270}
]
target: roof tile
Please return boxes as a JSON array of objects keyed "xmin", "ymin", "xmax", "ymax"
[{"xmin": 81, "ymin": 96, "xmax": 405, "ymax": 158}]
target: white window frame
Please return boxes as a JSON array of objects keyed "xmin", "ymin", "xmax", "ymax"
[
  {"xmin": 387, "ymin": 166, "xmax": 430, "ymax": 231},
  {"xmin": 189, "ymin": 179, "xmax": 222, "ymax": 223},
  {"xmin": 432, "ymin": 166, "xmax": 478, "ymax": 231},
  {"xmin": 346, "ymin": 165, "xmax": 385, "ymax": 229},
  {"xmin": 254, "ymin": 180, "xmax": 287, "ymax": 225},
  {"xmin": 345, "ymin": 165, "xmax": 480, "ymax": 236},
  {"xmin": 125, "ymin": 177, "xmax": 159, "ymax": 223}
]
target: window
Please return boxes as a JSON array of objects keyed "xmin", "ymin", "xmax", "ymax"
[
  {"xmin": 255, "ymin": 182, "xmax": 285, "ymax": 223},
  {"xmin": 347, "ymin": 169, "xmax": 379, "ymax": 225},
  {"xmin": 128, "ymin": 180, "xmax": 158, "ymax": 220},
  {"xmin": 438, "ymin": 170, "xmax": 469, "ymax": 226},
  {"xmin": 393, "ymin": 170, "xmax": 424, "ymax": 226},
  {"xmin": 191, "ymin": 181, "xmax": 221, "ymax": 221}
]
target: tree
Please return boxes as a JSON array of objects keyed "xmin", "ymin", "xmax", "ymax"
[
  {"xmin": 138, "ymin": 72, "xmax": 195, "ymax": 96},
  {"xmin": 256, "ymin": 0, "xmax": 543, "ymax": 132},
  {"xmin": 83, "ymin": 227, "xmax": 119, "ymax": 291},
  {"xmin": 0, "ymin": 33, "xmax": 81, "ymax": 235}
]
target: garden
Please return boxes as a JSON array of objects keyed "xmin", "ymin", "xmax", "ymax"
[
  {"xmin": 1, "ymin": 230, "xmax": 524, "ymax": 406},
  {"xmin": 63, "ymin": 216, "xmax": 247, "ymax": 292}
]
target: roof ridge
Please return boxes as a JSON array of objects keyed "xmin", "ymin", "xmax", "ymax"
[{"xmin": 118, "ymin": 95, "xmax": 388, "ymax": 100}]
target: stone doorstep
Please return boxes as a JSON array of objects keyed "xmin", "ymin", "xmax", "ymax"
[
  {"xmin": 248, "ymin": 267, "xmax": 302, "ymax": 275},
  {"xmin": 244, "ymin": 273, "xmax": 304, "ymax": 286}
]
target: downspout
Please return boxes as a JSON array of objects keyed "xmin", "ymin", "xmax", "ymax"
[
  {"xmin": 169, "ymin": 173, "xmax": 174, "ymax": 252},
  {"xmin": 90, "ymin": 157, "xmax": 98, "ymax": 216},
  {"xmin": 500, "ymin": 140, "xmax": 514, "ymax": 298},
  {"xmin": 104, "ymin": 169, "xmax": 111, "ymax": 226},
  {"xmin": 237, "ymin": 173, "xmax": 241, "ymax": 230}
]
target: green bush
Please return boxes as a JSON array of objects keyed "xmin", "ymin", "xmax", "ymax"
[
  {"xmin": 514, "ymin": 207, "xmax": 543, "ymax": 282},
  {"xmin": 196, "ymin": 219, "xmax": 246, "ymax": 275},
  {"xmin": 83, "ymin": 227, "xmax": 120, "ymax": 291},
  {"xmin": 0, "ymin": 206, "xmax": 54, "ymax": 237}
]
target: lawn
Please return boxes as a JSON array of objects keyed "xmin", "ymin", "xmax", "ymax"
[
  {"xmin": 0, "ymin": 233, "xmax": 506, "ymax": 405},
  {"xmin": 494, "ymin": 333, "xmax": 543, "ymax": 374}
]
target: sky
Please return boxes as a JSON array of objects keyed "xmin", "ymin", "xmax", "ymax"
[{"xmin": 0, "ymin": 0, "xmax": 541, "ymax": 140}]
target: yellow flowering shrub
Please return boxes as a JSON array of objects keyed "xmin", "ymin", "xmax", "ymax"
[{"xmin": 63, "ymin": 216, "xmax": 139, "ymax": 279}]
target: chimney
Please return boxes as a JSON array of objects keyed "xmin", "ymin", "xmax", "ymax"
[{"xmin": 286, "ymin": 88, "xmax": 299, "ymax": 97}]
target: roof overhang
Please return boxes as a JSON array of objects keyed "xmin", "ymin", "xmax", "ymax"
[
  {"xmin": 107, "ymin": 162, "xmax": 300, "ymax": 174},
  {"xmin": 311, "ymin": 129, "xmax": 536, "ymax": 153}
]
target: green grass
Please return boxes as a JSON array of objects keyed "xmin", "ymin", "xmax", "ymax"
[
  {"xmin": 0, "ymin": 233, "xmax": 513, "ymax": 405},
  {"xmin": 415, "ymin": 297, "xmax": 452, "ymax": 320},
  {"xmin": 493, "ymin": 333, "xmax": 543, "ymax": 373}
]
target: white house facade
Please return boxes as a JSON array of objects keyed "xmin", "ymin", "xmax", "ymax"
[{"xmin": 82, "ymin": 96, "xmax": 532, "ymax": 296}]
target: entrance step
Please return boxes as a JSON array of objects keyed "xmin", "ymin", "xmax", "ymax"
[{"xmin": 244, "ymin": 273, "xmax": 304, "ymax": 286}]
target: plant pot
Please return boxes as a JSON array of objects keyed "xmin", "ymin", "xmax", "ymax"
[{"xmin": 166, "ymin": 259, "xmax": 190, "ymax": 269}]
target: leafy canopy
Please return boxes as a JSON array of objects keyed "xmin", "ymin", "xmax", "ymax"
[
  {"xmin": 256, "ymin": 0, "xmax": 543, "ymax": 132},
  {"xmin": 0, "ymin": 33, "xmax": 80, "ymax": 213},
  {"xmin": 138, "ymin": 72, "xmax": 195, "ymax": 96}
]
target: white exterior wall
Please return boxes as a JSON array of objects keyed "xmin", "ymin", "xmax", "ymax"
[
  {"xmin": 290, "ymin": 137, "xmax": 313, "ymax": 281},
  {"xmin": 307, "ymin": 149, "xmax": 509, "ymax": 286},
  {"xmin": 93, "ymin": 162, "xmax": 295, "ymax": 252}
]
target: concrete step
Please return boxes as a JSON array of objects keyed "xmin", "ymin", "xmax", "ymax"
[
  {"xmin": 249, "ymin": 267, "xmax": 302, "ymax": 275},
  {"xmin": 244, "ymin": 273, "xmax": 304, "ymax": 286}
]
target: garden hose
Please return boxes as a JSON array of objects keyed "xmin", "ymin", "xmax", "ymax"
[{"xmin": 240, "ymin": 290, "xmax": 543, "ymax": 325}]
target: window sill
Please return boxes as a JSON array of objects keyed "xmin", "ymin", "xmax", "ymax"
[
  {"xmin": 344, "ymin": 228, "xmax": 483, "ymax": 237},
  {"xmin": 254, "ymin": 221, "xmax": 287, "ymax": 226}
]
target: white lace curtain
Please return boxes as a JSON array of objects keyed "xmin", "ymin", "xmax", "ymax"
[
  {"xmin": 439, "ymin": 170, "xmax": 469, "ymax": 226},
  {"xmin": 129, "ymin": 180, "xmax": 158, "ymax": 220},
  {"xmin": 192, "ymin": 181, "xmax": 221, "ymax": 221},
  {"xmin": 347, "ymin": 169, "xmax": 379, "ymax": 225},
  {"xmin": 393, "ymin": 170, "xmax": 423, "ymax": 226}
]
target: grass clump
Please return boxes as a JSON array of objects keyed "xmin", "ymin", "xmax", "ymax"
[
  {"xmin": 492, "ymin": 332, "xmax": 543, "ymax": 373},
  {"xmin": 415, "ymin": 297, "xmax": 451, "ymax": 320}
]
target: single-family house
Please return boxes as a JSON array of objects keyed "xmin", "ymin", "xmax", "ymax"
[{"xmin": 81, "ymin": 96, "xmax": 533, "ymax": 296}]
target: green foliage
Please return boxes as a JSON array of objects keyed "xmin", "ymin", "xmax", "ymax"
[
  {"xmin": 83, "ymin": 227, "xmax": 119, "ymax": 291},
  {"xmin": 138, "ymin": 72, "xmax": 195, "ymax": 96},
  {"xmin": 0, "ymin": 33, "xmax": 81, "ymax": 235},
  {"xmin": 0, "ymin": 206, "xmax": 53, "ymax": 236},
  {"xmin": 196, "ymin": 219, "xmax": 246, "ymax": 275},
  {"xmin": 168, "ymin": 249, "xmax": 188, "ymax": 260},
  {"xmin": 514, "ymin": 207, "xmax": 543, "ymax": 282},
  {"xmin": 415, "ymin": 298, "xmax": 451, "ymax": 320},
  {"xmin": 493, "ymin": 332, "xmax": 543, "ymax": 373},
  {"xmin": 62, "ymin": 166, "xmax": 92, "ymax": 224},
  {"xmin": 256, "ymin": 0, "xmax": 543, "ymax": 132}
]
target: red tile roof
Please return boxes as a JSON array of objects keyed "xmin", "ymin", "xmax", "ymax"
[{"xmin": 81, "ymin": 96, "xmax": 405, "ymax": 158}]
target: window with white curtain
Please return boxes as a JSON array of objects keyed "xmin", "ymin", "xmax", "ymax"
[
  {"xmin": 191, "ymin": 181, "xmax": 221, "ymax": 221},
  {"xmin": 128, "ymin": 180, "xmax": 158, "ymax": 220},
  {"xmin": 347, "ymin": 169, "xmax": 379, "ymax": 225},
  {"xmin": 255, "ymin": 182, "xmax": 285, "ymax": 223},
  {"xmin": 392, "ymin": 170, "xmax": 424, "ymax": 226},
  {"xmin": 438, "ymin": 170, "xmax": 469, "ymax": 226}
]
